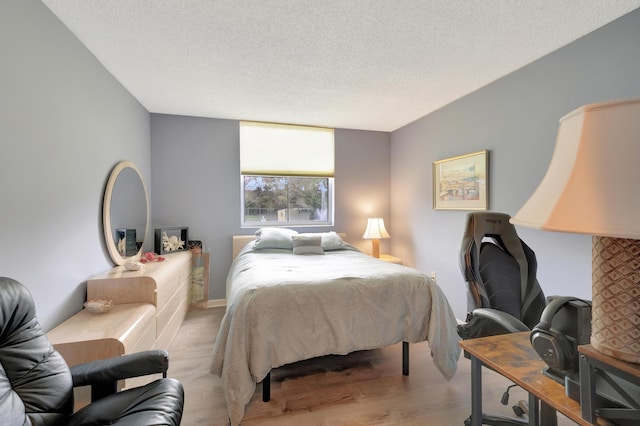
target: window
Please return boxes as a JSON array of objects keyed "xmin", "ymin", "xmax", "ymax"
[{"xmin": 240, "ymin": 121, "xmax": 334, "ymax": 227}]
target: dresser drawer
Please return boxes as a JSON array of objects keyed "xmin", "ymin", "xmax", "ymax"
[{"xmin": 48, "ymin": 303, "xmax": 156, "ymax": 367}]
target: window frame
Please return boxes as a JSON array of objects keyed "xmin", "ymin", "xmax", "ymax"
[{"xmin": 240, "ymin": 175, "xmax": 334, "ymax": 228}]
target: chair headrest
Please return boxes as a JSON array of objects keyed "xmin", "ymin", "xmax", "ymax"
[
  {"xmin": 0, "ymin": 277, "xmax": 74, "ymax": 422},
  {"xmin": 0, "ymin": 277, "xmax": 37, "ymax": 342},
  {"xmin": 459, "ymin": 212, "xmax": 529, "ymax": 304}
]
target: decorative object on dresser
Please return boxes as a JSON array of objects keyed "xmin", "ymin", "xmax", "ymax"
[
  {"xmin": 103, "ymin": 161, "xmax": 149, "ymax": 266},
  {"xmin": 510, "ymin": 98, "xmax": 640, "ymax": 364},
  {"xmin": 83, "ymin": 298, "xmax": 112, "ymax": 314},
  {"xmin": 140, "ymin": 251, "xmax": 165, "ymax": 263},
  {"xmin": 124, "ymin": 258, "xmax": 144, "ymax": 270},
  {"xmin": 190, "ymin": 249, "xmax": 210, "ymax": 309},
  {"xmin": 433, "ymin": 150, "xmax": 488, "ymax": 211},
  {"xmin": 155, "ymin": 227, "xmax": 189, "ymax": 254},
  {"xmin": 362, "ymin": 217, "xmax": 390, "ymax": 258},
  {"xmin": 188, "ymin": 239, "xmax": 203, "ymax": 252}
]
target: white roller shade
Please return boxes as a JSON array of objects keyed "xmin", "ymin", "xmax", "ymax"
[{"xmin": 240, "ymin": 121, "xmax": 334, "ymax": 177}]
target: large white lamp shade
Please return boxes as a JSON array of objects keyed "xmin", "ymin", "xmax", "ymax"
[{"xmin": 511, "ymin": 98, "xmax": 640, "ymax": 363}]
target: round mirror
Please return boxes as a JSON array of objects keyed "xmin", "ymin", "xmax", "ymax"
[{"xmin": 103, "ymin": 161, "xmax": 149, "ymax": 266}]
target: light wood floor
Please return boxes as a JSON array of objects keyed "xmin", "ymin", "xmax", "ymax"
[{"xmin": 167, "ymin": 307, "xmax": 574, "ymax": 425}]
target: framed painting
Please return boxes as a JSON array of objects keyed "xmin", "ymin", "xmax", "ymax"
[{"xmin": 433, "ymin": 150, "xmax": 488, "ymax": 210}]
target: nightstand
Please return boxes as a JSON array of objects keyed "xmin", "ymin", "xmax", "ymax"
[{"xmin": 379, "ymin": 254, "xmax": 402, "ymax": 265}]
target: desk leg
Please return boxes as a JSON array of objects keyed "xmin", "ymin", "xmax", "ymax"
[
  {"xmin": 528, "ymin": 393, "xmax": 539, "ymax": 426},
  {"xmin": 579, "ymin": 353, "xmax": 595, "ymax": 423},
  {"xmin": 470, "ymin": 355, "xmax": 482, "ymax": 426}
]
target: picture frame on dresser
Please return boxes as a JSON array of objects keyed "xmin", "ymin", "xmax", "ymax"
[{"xmin": 154, "ymin": 227, "xmax": 189, "ymax": 254}]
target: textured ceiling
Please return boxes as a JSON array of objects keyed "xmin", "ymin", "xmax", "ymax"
[{"xmin": 42, "ymin": 1, "xmax": 640, "ymax": 131}]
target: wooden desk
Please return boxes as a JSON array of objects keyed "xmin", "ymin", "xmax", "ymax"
[{"xmin": 460, "ymin": 332, "xmax": 598, "ymax": 426}]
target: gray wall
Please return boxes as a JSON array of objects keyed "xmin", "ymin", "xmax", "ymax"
[
  {"xmin": 0, "ymin": 0, "xmax": 151, "ymax": 330},
  {"xmin": 4, "ymin": 0, "xmax": 639, "ymax": 330},
  {"xmin": 150, "ymin": 115, "xmax": 391, "ymax": 299},
  {"xmin": 0, "ymin": 0, "xmax": 391, "ymax": 327},
  {"xmin": 390, "ymin": 9, "xmax": 640, "ymax": 319}
]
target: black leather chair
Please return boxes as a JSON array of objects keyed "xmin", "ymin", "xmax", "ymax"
[
  {"xmin": 0, "ymin": 276, "xmax": 184, "ymax": 425},
  {"xmin": 456, "ymin": 212, "xmax": 554, "ymax": 426}
]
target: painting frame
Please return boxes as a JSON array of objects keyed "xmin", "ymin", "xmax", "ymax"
[
  {"xmin": 433, "ymin": 150, "xmax": 488, "ymax": 211},
  {"xmin": 154, "ymin": 227, "xmax": 189, "ymax": 255}
]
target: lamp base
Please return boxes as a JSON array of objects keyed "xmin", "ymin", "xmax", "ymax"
[
  {"xmin": 371, "ymin": 239, "xmax": 380, "ymax": 258},
  {"xmin": 591, "ymin": 236, "xmax": 640, "ymax": 364}
]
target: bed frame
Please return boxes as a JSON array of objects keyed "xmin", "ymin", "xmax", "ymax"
[
  {"xmin": 231, "ymin": 233, "xmax": 410, "ymax": 403},
  {"xmin": 232, "ymin": 235, "xmax": 256, "ymax": 259},
  {"xmin": 260, "ymin": 345, "xmax": 409, "ymax": 402}
]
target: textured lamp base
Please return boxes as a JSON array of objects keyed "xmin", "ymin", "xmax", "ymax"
[
  {"xmin": 371, "ymin": 239, "xmax": 380, "ymax": 258},
  {"xmin": 591, "ymin": 236, "xmax": 640, "ymax": 363}
]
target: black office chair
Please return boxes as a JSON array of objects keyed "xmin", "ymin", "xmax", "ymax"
[
  {"xmin": 0, "ymin": 276, "xmax": 184, "ymax": 425},
  {"xmin": 457, "ymin": 212, "xmax": 555, "ymax": 426}
]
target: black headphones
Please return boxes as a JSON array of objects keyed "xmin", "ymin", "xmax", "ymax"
[{"xmin": 530, "ymin": 296, "xmax": 590, "ymax": 372}]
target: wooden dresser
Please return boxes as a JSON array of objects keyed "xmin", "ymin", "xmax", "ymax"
[
  {"xmin": 48, "ymin": 251, "xmax": 192, "ymax": 367},
  {"xmin": 86, "ymin": 251, "xmax": 192, "ymax": 351}
]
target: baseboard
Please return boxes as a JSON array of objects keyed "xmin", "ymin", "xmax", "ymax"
[{"xmin": 206, "ymin": 299, "xmax": 227, "ymax": 308}]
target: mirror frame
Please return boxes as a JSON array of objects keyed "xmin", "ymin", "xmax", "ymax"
[{"xmin": 103, "ymin": 161, "xmax": 149, "ymax": 266}]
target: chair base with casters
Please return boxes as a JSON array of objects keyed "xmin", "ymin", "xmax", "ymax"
[
  {"xmin": 0, "ymin": 276, "xmax": 184, "ymax": 426},
  {"xmin": 462, "ymin": 401, "xmax": 557, "ymax": 426},
  {"xmin": 464, "ymin": 413, "xmax": 528, "ymax": 426}
]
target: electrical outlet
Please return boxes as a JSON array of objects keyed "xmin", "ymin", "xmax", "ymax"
[{"xmin": 430, "ymin": 271, "xmax": 437, "ymax": 282}]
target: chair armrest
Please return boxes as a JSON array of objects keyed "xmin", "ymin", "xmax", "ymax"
[
  {"xmin": 70, "ymin": 349, "xmax": 169, "ymax": 388},
  {"xmin": 457, "ymin": 308, "xmax": 530, "ymax": 340}
]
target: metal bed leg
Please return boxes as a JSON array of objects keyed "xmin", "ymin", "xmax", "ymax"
[
  {"xmin": 262, "ymin": 371, "xmax": 270, "ymax": 402},
  {"xmin": 262, "ymin": 343, "xmax": 410, "ymax": 403},
  {"xmin": 403, "ymin": 341, "xmax": 409, "ymax": 375}
]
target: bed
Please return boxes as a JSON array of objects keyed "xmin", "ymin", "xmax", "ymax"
[{"xmin": 211, "ymin": 229, "xmax": 461, "ymax": 425}]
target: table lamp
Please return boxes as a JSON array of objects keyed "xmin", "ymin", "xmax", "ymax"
[
  {"xmin": 362, "ymin": 217, "xmax": 390, "ymax": 258},
  {"xmin": 510, "ymin": 98, "xmax": 640, "ymax": 363}
]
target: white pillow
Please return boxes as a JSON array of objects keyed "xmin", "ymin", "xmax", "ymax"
[
  {"xmin": 299, "ymin": 232, "xmax": 347, "ymax": 250},
  {"xmin": 254, "ymin": 227, "xmax": 298, "ymax": 249},
  {"xmin": 292, "ymin": 235, "xmax": 325, "ymax": 255}
]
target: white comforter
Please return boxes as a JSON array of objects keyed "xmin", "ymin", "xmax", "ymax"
[{"xmin": 211, "ymin": 244, "xmax": 461, "ymax": 425}]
